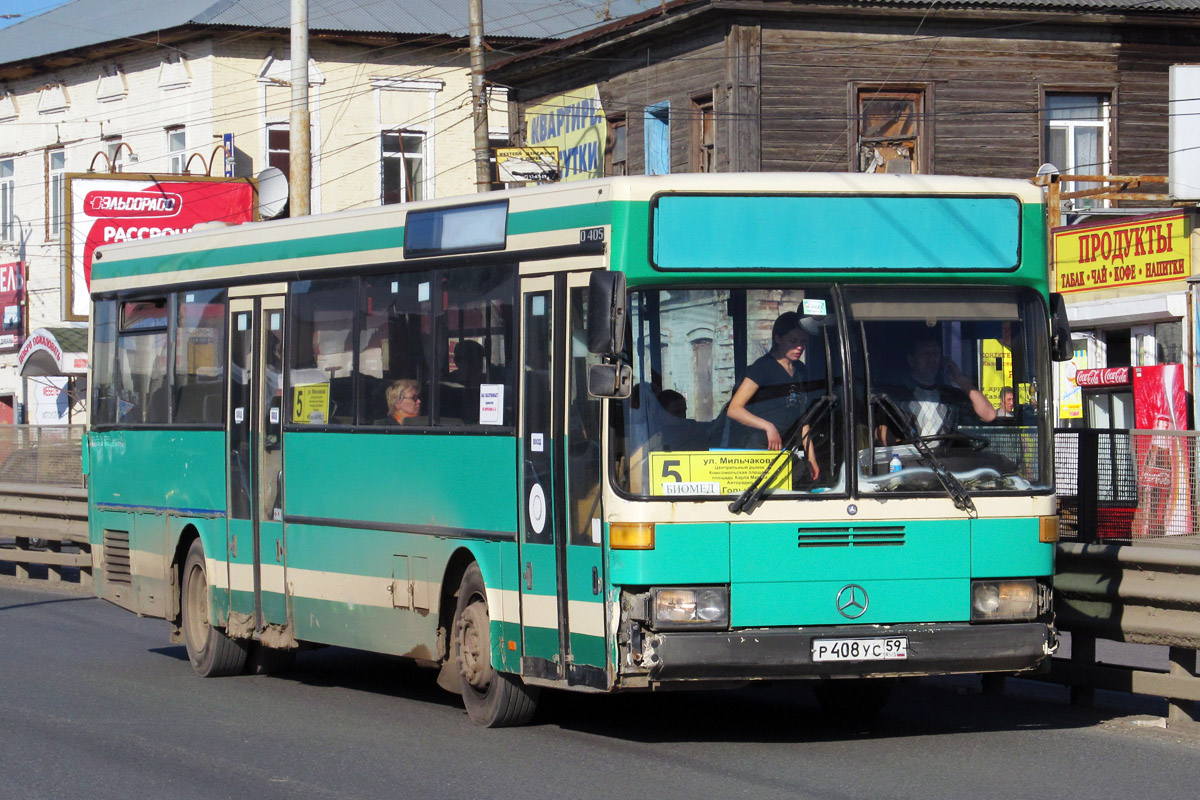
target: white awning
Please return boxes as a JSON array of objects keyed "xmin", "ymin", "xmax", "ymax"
[{"xmin": 18, "ymin": 327, "xmax": 88, "ymax": 377}]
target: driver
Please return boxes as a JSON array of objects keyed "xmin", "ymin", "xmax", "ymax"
[{"xmin": 883, "ymin": 336, "xmax": 996, "ymax": 441}]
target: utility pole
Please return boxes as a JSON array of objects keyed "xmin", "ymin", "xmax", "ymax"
[
  {"xmin": 290, "ymin": 0, "xmax": 312, "ymax": 216},
  {"xmin": 469, "ymin": 0, "xmax": 491, "ymax": 193}
]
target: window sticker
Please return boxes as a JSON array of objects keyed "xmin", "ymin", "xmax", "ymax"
[{"xmin": 479, "ymin": 384, "xmax": 504, "ymax": 425}]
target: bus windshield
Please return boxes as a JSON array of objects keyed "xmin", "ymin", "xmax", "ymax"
[{"xmin": 613, "ymin": 286, "xmax": 1052, "ymax": 500}]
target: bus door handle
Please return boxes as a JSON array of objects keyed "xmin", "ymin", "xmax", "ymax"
[
  {"xmin": 524, "ymin": 562, "xmax": 533, "ymax": 590},
  {"xmin": 592, "ymin": 567, "xmax": 601, "ymax": 596}
]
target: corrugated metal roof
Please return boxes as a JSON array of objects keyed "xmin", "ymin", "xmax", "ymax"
[{"xmin": 0, "ymin": 0, "xmax": 661, "ymax": 68}]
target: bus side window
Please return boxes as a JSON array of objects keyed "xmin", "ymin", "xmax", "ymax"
[
  {"xmin": 91, "ymin": 300, "xmax": 119, "ymax": 425},
  {"xmin": 438, "ymin": 264, "xmax": 515, "ymax": 427},
  {"xmin": 359, "ymin": 271, "xmax": 433, "ymax": 426},
  {"xmin": 289, "ymin": 278, "xmax": 356, "ymax": 425},
  {"xmin": 173, "ymin": 289, "xmax": 227, "ymax": 425}
]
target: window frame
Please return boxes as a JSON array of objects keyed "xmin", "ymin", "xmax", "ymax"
[
  {"xmin": 46, "ymin": 148, "xmax": 65, "ymax": 239},
  {"xmin": 167, "ymin": 126, "xmax": 186, "ymax": 174},
  {"xmin": 691, "ymin": 93, "xmax": 716, "ymax": 173},
  {"xmin": 850, "ymin": 83, "xmax": 932, "ymax": 174},
  {"xmin": 607, "ymin": 115, "xmax": 627, "ymax": 177},
  {"xmin": 1040, "ymin": 87, "xmax": 1115, "ymax": 210},
  {"xmin": 644, "ymin": 101, "xmax": 671, "ymax": 176},
  {"xmin": 380, "ymin": 129, "xmax": 427, "ymax": 205},
  {"xmin": 0, "ymin": 158, "xmax": 14, "ymax": 241}
]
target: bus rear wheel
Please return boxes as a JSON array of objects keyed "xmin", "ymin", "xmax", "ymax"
[
  {"xmin": 181, "ymin": 538, "xmax": 247, "ymax": 677},
  {"xmin": 453, "ymin": 562, "xmax": 539, "ymax": 727}
]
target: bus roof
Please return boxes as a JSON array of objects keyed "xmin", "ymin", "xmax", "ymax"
[{"xmin": 90, "ymin": 173, "xmax": 1044, "ymax": 293}]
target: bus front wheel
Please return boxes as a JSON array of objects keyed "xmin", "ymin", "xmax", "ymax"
[
  {"xmin": 453, "ymin": 562, "xmax": 539, "ymax": 727},
  {"xmin": 181, "ymin": 538, "xmax": 247, "ymax": 677}
]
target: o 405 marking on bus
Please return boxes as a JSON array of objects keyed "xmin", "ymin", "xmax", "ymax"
[{"xmin": 579, "ymin": 226, "xmax": 605, "ymax": 244}]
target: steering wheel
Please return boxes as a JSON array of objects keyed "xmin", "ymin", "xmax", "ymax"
[{"xmin": 912, "ymin": 431, "xmax": 988, "ymax": 450}]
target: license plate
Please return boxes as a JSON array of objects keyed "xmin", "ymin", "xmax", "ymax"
[{"xmin": 811, "ymin": 636, "xmax": 908, "ymax": 663}]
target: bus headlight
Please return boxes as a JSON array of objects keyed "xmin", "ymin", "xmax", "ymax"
[
  {"xmin": 651, "ymin": 587, "xmax": 729, "ymax": 630},
  {"xmin": 971, "ymin": 579, "xmax": 1037, "ymax": 622}
]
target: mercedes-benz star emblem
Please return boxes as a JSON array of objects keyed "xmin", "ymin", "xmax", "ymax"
[{"xmin": 836, "ymin": 584, "xmax": 868, "ymax": 619}]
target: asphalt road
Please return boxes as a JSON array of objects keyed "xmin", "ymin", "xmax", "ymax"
[{"xmin": 3, "ymin": 576, "xmax": 1198, "ymax": 800}]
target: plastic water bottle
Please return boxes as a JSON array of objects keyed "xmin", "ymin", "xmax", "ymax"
[{"xmin": 889, "ymin": 453, "xmax": 903, "ymax": 473}]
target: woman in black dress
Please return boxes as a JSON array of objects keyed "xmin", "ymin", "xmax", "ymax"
[{"xmin": 727, "ymin": 312, "xmax": 820, "ymax": 479}]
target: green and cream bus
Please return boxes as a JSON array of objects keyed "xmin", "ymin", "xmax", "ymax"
[{"xmin": 87, "ymin": 173, "xmax": 1066, "ymax": 726}]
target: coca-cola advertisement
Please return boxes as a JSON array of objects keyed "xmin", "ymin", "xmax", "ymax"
[
  {"xmin": 1132, "ymin": 364, "xmax": 1190, "ymax": 537},
  {"xmin": 1074, "ymin": 367, "xmax": 1132, "ymax": 388},
  {"xmin": 64, "ymin": 174, "xmax": 256, "ymax": 320}
]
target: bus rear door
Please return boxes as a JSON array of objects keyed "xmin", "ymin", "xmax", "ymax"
[{"xmin": 227, "ymin": 291, "xmax": 290, "ymax": 642}]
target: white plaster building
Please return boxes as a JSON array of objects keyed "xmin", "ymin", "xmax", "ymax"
[{"xmin": 0, "ymin": 0, "xmax": 655, "ymax": 422}]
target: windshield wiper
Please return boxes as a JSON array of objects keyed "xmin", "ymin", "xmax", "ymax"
[
  {"xmin": 871, "ymin": 393, "xmax": 977, "ymax": 518},
  {"xmin": 729, "ymin": 395, "xmax": 836, "ymax": 516}
]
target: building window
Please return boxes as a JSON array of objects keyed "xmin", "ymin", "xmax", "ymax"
[
  {"xmin": 692, "ymin": 94, "xmax": 715, "ymax": 173},
  {"xmin": 267, "ymin": 124, "xmax": 289, "ymax": 174},
  {"xmin": 645, "ymin": 102, "xmax": 670, "ymax": 176},
  {"xmin": 0, "ymin": 159, "xmax": 14, "ymax": 241},
  {"xmin": 381, "ymin": 130, "xmax": 425, "ymax": 204},
  {"xmin": 489, "ymin": 133, "xmax": 508, "ymax": 190},
  {"xmin": 856, "ymin": 88, "xmax": 924, "ymax": 174},
  {"xmin": 48, "ymin": 149, "xmax": 65, "ymax": 239},
  {"xmin": 1045, "ymin": 92, "xmax": 1111, "ymax": 209},
  {"xmin": 1155, "ymin": 320, "xmax": 1183, "ymax": 365},
  {"xmin": 105, "ymin": 136, "xmax": 125, "ymax": 172},
  {"xmin": 691, "ymin": 337, "xmax": 713, "ymax": 419},
  {"xmin": 167, "ymin": 128, "xmax": 186, "ymax": 174},
  {"xmin": 608, "ymin": 116, "xmax": 627, "ymax": 176}
]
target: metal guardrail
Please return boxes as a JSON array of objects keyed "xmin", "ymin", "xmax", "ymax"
[
  {"xmin": 0, "ymin": 481, "xmax": 90, "ymax": 584},
  {"xmin": 0, "ymin": 425, "xmax": 90, "ymax": 584},
  {"xmin": 1048, "ymin": 541, "xmax": 1200, "ymax": 724}
]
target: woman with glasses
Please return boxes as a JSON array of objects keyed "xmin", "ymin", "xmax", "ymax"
[{"xmin": 379, "ymin": 379, "xmax": 425, "ymax": 425}]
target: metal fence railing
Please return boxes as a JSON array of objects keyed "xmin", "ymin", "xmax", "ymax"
[
  {"xmin": 0, "ymin": 424, "xmax": 86, "ymax": 488},
  {"xmin": 1055, "ymin": 428, "xmax": 1200, "ymax": 545},
  {"xmin": 0, "ymin": 425, "xmax": 89, "ymax": 584}
]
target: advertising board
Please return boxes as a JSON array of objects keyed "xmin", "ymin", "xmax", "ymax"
[{"xmin": 64, "ymin": 174, "xmax": 256, "ymax": 319}]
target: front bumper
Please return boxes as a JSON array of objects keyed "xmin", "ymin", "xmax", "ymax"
[{"xmin": 641, "ymin": 621, "xmax": 1055, "ymax": 682}]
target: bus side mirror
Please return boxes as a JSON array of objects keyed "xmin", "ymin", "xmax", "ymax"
[
  {"xmin": 1049, "ymin": 293, "xmax": 1073, "ymax": 362},
  {"xmin": 588, "ymin": 363, "xmax": 632, "ymax": 399},
  {"xmin": 587, "ymin": 271, "xmax": 627, "ymax": 355}
]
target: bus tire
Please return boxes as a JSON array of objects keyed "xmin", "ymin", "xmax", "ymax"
[
  {"xmin": 812, "ymin": 677, "xmax": 895, "ymax": 719},
  {"xmin": 453, "ymin": 562, "xmax": 539, "ymax": 727},
  {"xmin": 181, "ymin": 538, "xmax": 247, "ymax": 678}
]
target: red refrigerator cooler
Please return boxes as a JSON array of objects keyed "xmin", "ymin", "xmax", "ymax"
[{"xmin": 1132, "ymin": 364, "xmax": 1190, "ymax": 537}]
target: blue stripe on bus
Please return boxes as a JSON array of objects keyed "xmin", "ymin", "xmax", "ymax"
[{"xmin": 94, "ymin": 502, "xmax": 225, "ymax": 517}]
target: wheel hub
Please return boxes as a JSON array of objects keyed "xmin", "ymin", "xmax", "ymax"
[{"xmin": 457, "ymin": 601, "xmax": 493, "ymax": 691}]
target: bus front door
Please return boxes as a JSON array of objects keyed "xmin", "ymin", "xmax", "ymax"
[
  {"xmin": 519, "ymin": 274, "xmax": 608, "ymax": 688},
  {"xmin": 519, "ymin": 279, "xmax": 563, "ymax": 677},
  {"xmin": 226, "ymin": 294, "xmax": 290, "ymax": 643}
]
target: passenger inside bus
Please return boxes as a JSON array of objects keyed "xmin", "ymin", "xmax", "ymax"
[
  {"xmin": 725, "ymin": 311, "xmax": 821, "ymax": 480},
  {"xmin": 443, "ymin": 339, "xmax": 488, "ymax": 424},
  {"xmin": 876, "ymin": 335, "xmax": 997, "ymax": 445},
  {"xmin": 377, "ymin": 379, "xmax": 427, "ymax": 426}
]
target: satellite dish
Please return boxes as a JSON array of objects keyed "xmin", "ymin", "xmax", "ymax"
[
  {"xmin": 1036, "ymin": 163, "xmax": 1060, "ymax": 178},
  {"xmin": 255, "ymin": 167, "xmax": 289, "ymax": 220}
]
